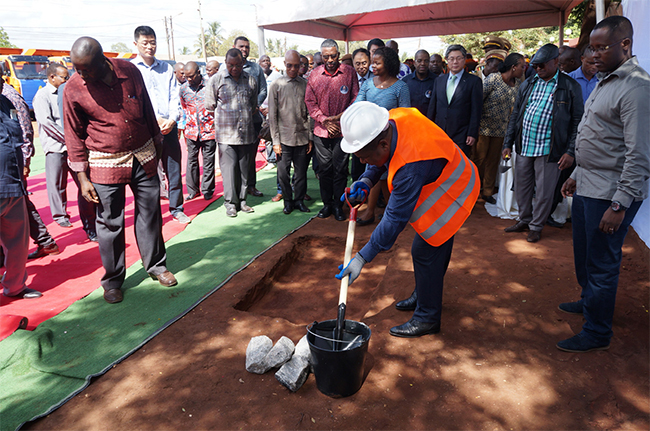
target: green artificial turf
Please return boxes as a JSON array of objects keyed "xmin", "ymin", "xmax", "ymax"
[{"xmin": 0, "ymin": 167, "xmax": 322, "ymax": 431}]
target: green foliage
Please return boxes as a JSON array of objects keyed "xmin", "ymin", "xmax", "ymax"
[
  {"xmin": 178, "ymin": 46, "xmax": 192, "ymax": 55},
  {"xmin": 265, "ymin": 38, "xmax": 299, "ymax": 57},
  {"xmin": 439, "ymin": 0, "xmax": 587, "ymax": 57},
  {"xmin": 0, "ymin": 27, "xmax": 17, "ymax": 48},
  {"xmin": 195, "ymin": 21, "xmax": 226, "ymax": 57},
  {"xmin": 110, "ymin": 42, "xmax": 130, "ymax": 53}
]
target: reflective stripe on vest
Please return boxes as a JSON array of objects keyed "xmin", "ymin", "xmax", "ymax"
[{"xmin": 387, "ymin": 108, "xmax": 479, "ymax": 247}]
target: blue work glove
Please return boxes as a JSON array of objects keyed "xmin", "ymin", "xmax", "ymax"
[
  {"xmin": 335, "ymin": 253, "xmax": 367, "ymax": 285},
  {"xmin": 340, "ymin": 180, "xmax": 370, "ymax": 206}
]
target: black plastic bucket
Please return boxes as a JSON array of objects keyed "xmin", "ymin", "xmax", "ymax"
[{"xmin": 307, "ymin": 319, "xmax": 371, "ymax": 398}]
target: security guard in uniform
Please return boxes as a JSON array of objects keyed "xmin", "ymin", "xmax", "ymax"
[{"xmin": 335, "ymin": 102, "xmax": 479, "ymax": 337}]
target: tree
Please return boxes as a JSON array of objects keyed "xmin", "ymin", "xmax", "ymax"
[
  {"xmin": 110, "ymin": 42, "xmax": 131, "ymax": 53},
  {"xmin": 0, "ymin": 27, "xmax": 17, "ymax": 48},
  {"xmin": 178, "ymin": 46, "xmax": 191, "ymax": 55},
  {"xmin": 195, "ymin": 21, "xmax": 226, "ymax": 57},
  {"xmin": 439, "ymin": 0, "xmax": 587, "ymax": 57},
  {"xmin": 264, "ymin": 38, "xmax": 299, "ymax": 57}
]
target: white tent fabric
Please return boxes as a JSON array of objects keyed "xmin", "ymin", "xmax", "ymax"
[
  {"xmin": 623, "ymin": 0, "xmax": 650, "ymax": 248},
  {"xmin": 256, "ymin": 0, "xmax": 582, "ymax": 41}
]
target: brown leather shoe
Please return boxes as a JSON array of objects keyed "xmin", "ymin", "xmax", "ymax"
[
  {"xmin": 527, "ymin": 230, "xmax": 541, "ymax": 243},
  {"xmin": 304, "ymin": 193, "xmax": 312, "ymax": 201},
  {"xmin": 150, "ymin": 270, "xmax": 178, "ymax": 287},
  {"xmin": 271, "ymin": 193, "xmax": 283, "ymax": 202},
  {"xmin": 247, "ymin": 187, "xmax": 264, "ymax": 197},
  {"xmin": 104, "ymin": 288, "xmax": 123, "ymax": 304},
  {"xmin": 504, "ymin": 221, "xmax": 529, "ymax": 232}
]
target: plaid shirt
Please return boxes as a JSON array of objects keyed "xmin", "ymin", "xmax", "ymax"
[
  {"xmin": 179, "ymin": 78, "xmax": 215, "ymax": 142},
  {"xmin": 520, "ymin": 70, "xmax": 558, "ymax": 157},
  {"xmin": 205, "ymin": 69, "xmax": 258, "ymax": 145}
]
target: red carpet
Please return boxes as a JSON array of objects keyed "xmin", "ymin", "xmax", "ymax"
[{"xmin": 0, "ymin": 145, "xmax": 267, "ymax": 340}]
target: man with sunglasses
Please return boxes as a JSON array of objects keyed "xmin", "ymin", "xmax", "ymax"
[
  {"xmin": 179, "ymin": 61, "xmax": 216, "ymax": 201},
  {"xmin": 305, "ymin": 39, "xmax": 359, "ymax": 221},
  {"xmin": 558, "ymin": 16, "xmax": 650, "ymax": 353},
  {"xmin": 502, "ymin": 43, "xmax": 583, "ymax": 243}
]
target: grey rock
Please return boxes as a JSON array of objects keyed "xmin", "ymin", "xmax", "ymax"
[
  {"xmin": 245, "ymin": 335, "xmax": 273, "ymax": 374},
  {"xmin": 264, "ymin": 336, "xmax": 295, "ymax": 369},
  {"xmin": 275, "ymin": 355, "xmax": 310, "ymax": 392},
  {"xmin": 293, "ymin": 335, "xmax": 312, "ymax": 363}
]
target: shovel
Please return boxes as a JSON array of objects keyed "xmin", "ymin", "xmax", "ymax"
[{"xmin": 334, "ymin": 187, "xmax": 368, "ymax": 349}]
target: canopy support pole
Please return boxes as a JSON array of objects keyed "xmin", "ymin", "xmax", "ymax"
[
  {"xmin": 558, "ymin": 10, "xmax": 565, "ymax": 46},
  {"xmin": 596, "ymin": 0, "xmax": 605, "ymax": 22}
]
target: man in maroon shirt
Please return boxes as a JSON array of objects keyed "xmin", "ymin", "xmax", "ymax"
[
  {"xmin": 305, "ymin": 39, "xmax": 359, "ymax": 220},
  {"xmin": 63, "ymin": 37, "xmax": 177, "ymax": 304}
]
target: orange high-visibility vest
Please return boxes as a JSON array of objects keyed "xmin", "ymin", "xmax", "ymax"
[{"xmin": 387, "ymin": 108, "xmax": 479, "ymax": 246}]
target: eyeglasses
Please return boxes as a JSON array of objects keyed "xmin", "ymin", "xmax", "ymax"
[
  {"xmin": 531, "ymin": 62, "xmax": 547, "ymax": 70},
  {"xmin": 587, "ymin": 38, "xmax": 627, "ymax": 53},
  {"xmin": 446, "ymin": 56, "xmax": 465, "ymax": 63},
  {"xmin": 285, "ymin": 64, "xmax": 300, "ymax": 69},
  {"xmin": 321, "ymin": 54, "xmax": 338, "ymax": 60}
]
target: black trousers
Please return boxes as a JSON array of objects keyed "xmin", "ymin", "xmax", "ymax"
[
  {"xmin": 411, "ymin": 233, "xmax": 454, "ymax": 324},
  {"xmin": 93, "ymin": 160, "xmax": 167, "ymax": 291},
  {"xmin": 185, "ymin": 138, "xmax": 216, "ymax": 197},
  {"xmin": 219, "ymin": 143, "xmax": 255, "ymax": 209},
  {"xmin": 312, "ymin": 136, "xmax": 349, "ymax": 207},
  {"xmin": 350, "ymin": 154, "xmax": 366, "ymax": 182},
  {"xmin": 247, "ymin": 118, "xmax": 263, "ymax": 189},
  {"xmin": 277, "ymin": 144, "xmax": 309, "ymax": 202}
]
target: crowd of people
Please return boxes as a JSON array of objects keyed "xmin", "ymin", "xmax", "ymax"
[{"xmin": 1, "ymin": 16, "xmax": 648, "ymax": 353}]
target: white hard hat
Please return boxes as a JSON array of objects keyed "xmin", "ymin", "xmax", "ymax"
[{"xmin": 340, "ymin": 101, "xmax": 390, "ymax": 153}]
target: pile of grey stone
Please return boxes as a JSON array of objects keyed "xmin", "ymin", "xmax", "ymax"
[{"xmin": 245, "ymin": 335, "xmax": 312, "ymax": 392}]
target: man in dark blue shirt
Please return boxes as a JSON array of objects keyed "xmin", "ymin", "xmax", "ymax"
[
  {"xmin": 335, "ymin": 102, "xmax": 479, "ymax": 338},
  {"xmin": 402, "ymin": 50, "xmax": 437, "ymax": 115},
  {"xmin": 0, "ymin": 93, "xmax": 42, "ymax": 299}
]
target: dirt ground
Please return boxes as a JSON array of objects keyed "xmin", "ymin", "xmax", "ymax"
[{"xmin": 25, "ymin": 203, "xmax": 650, "ymax": 430}]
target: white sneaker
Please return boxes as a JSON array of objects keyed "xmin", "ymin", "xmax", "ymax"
[{"xmin": 173, "ymin": 212, "xmax": 191, "ymax": 224}]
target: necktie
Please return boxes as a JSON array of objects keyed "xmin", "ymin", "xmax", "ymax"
[
  {"xmin": 360, "ymin": 76, "xmax": 366, "ymax": 86},
  {"xmin": 447, "ymin": 75, "xmax": 457, "ymax": 104}
]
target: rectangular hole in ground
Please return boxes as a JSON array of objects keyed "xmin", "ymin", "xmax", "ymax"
[{"xmin": 234, "ymin": 236, "xmax": 384, "ymax": 325}]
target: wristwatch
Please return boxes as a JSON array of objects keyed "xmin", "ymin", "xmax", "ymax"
[{"xmin": 611, "ymin": 201, "xmax": 627, "ymax": 212}]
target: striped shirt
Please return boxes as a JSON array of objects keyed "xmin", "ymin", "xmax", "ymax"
[
  {"xmin": 204, "ymin": 68, "xmax": 258, "ymax": 145},
  {"xmin": 520, "ymin": 70, "xmax": 558, "ymax": 157}
]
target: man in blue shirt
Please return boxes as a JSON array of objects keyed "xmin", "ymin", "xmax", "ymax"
[
  {"xmin": 568, "ymin": 47, "xmax": 599, "ymax": 103},
  {"xmin": 402, "ymin": 49, "xmax": 437, "ymax": 115},
  {"xmin": 132, "ymin": 25, "xmax": 189, "ymax": 224}
]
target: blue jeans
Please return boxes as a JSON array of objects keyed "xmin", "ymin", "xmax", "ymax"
[{"xmin": 572, "ymin": 195, "xmax": 642, "ymax": 343}]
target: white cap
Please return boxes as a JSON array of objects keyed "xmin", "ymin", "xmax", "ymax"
[{"xmin": 340, "ymin": 101, "xmax": 390, "ymax": 154}]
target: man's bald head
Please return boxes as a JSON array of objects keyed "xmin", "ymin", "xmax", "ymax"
[
  {"xmin": 284, "ymin": 50, "xmax": 300, "ymax": 63},
  {"xmin": 284, "ymin": 49, "xmax": 301, "ymax": 79},
  {"xmin": 174, "ymin": 62, "xmax": 186, "ymax": 84},
  {"xmin": 386, "ymin": 40, "xmax": 399, "ymax": 54},
  {"xmin": 206, "ymin": 60, "xmax": 219, "ymax": 77},
  {"xmin": 558, "ymin": 47, "xmax": 581, "ymax": 73},
  {"xmin": 183, "ymin": 61, "xmax": 202, "ymax": 86},
  {"xmin": 70, "ymin": 37, "xmax": 103, "ymax": 64},
  {"xmin": 70, "ymin": 37, "xmax": 108, "ymax": 82}
]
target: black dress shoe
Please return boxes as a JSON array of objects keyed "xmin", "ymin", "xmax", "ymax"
[
  {"xmin": 203, "ymin": 192, "xmax": 213, "ymax": 200},
  {"xmin": 104, "ymin": 288, "xmax": 123, "ymax": 304},
  {"xmin": 28, "ymin": 242, "xmax": 60, "ymax": 259},
  {"xmin": 504, "ymin": 221, "xmax": 529, "ymax": 232},
  {"xmin": 482, "ymin": 195, "xmax": 497, "ymax": 204},
  {"xmin": 389, "ymin": 319, "xmax": 440, "ymax": 338},
  {"xmin": 247, "ymin": 187, "xmax": 264, "ymax": 197},
  {"xmin": 317, "ymin": 205, "xmax": 332, "ymax": 218},
  {"xmin": 87, "ymin": 231, "xmax": 98, "ymax": 242},
  {"xmin": 356, "ymin": 216, "xmax": 375, "ymax": 226},
  {"xmin": 527, "ymin": 230, "xmax": 541, "ymax": 243},
  {"xmin": 294, "ymin": 201, "xmax": 310, "ymax": 212},
  {"xmin": 546, "ymin": 218, "xmax": 564, "ymax": 228},
  {"xmin": 283, "ymin": 201, "xmax": 294, "ymax": 214},
  {"xmin": 6, "ymin": 288, "xmax": 43, "ymax": 299},
  {"xmin": 395, "ymin": 290, "xmax": 417, "ymax": 311},
  {"xmin": 304, "ymin": 193, "xmax": 312, "ymax": 201},
  {"xmin": 333, "ymin": 206, "xmax": 346, "ymax": 221}
]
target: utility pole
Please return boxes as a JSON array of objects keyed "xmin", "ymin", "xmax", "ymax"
[
  {"xmin": 170, "ymin": 15, "xmax": 176, "ymax": 61},
  {"xmin": 198, "ymin": 0, "xmax": 207, "ymax": 62},
  {"xmin": 164, "ymin": 16, "xmax": 171, "ymax": 60}
]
